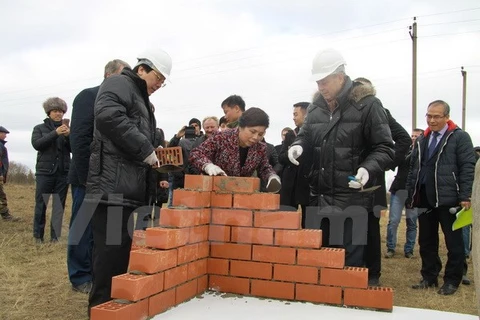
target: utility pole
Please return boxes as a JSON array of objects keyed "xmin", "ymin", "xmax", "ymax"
[
  {"xmin": 461, "ymin": 66, "xmax": 467, "ymax": 130},
  {"xmin": 409, "ymin": 17, "xmax": 418, "ymax": 129}
]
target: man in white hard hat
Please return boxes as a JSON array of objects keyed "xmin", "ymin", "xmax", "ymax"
[
  {"xmin": 288, "ymin": 48, "xmax": 394, "ymax": 267},
  {"xmin": 86, "ymin": 48, "xmax": 172, "ymax": 312}
]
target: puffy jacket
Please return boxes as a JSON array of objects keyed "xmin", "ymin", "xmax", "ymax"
[
  {"xmin": 86, "ymin": 68, "xmax": 157, "ymax": 208},
  {"xmin": 406, "ymin": 120, "xmax": 475, "ymax": 208},
  {"xmin": 31, "ymin": 118, "xmax": 71, "ymax": 176},
  {"xmin": 292, "ymin": 77, "xmax": 394, "ymax": 210}
]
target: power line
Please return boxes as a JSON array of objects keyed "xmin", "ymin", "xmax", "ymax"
[
  {"xmin": 422, "ymin": 18, "xmax": 480, "ymax": 27},
  {"xmin": 421, "ymin": 29, "xmax": 480, "ymax": 38},
  {"xmin": 417, "ymin": 6, "xmax": 480, "ymax": 18}
]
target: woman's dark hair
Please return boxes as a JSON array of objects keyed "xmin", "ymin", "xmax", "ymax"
[
  {"xmin": 133, "ymin": 63, "xmax": 153, "ymax": 73},
  {"xmin": 219, "ymin": 116, "xmax": 227, "ymax": 125},
  {"xmin": 238, "ymin": 107, "xmax": 269, "ymax": 128}
]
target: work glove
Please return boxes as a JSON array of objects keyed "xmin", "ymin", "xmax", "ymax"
[
  {"xmin": 266, "ymin": 174, "xmax": 281, "ymax": 193},
  {"xmin": 143, "ymin": 151, "xmax": 159, "ymax": 166},
  {"xmin": 288, "ymin": 145, "xmax": 303, "ymax": 166},
  {"xmin": 348, "ymin": 167, "xmax": 369, "ymax": 189},
  {"xmin": 203, "ymin": 163, "xmax": 227, "ymax": 176}
]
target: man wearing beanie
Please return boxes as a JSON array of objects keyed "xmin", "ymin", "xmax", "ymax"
[
  {"xmin": 31, "ymin": 97, "xmax": 71, "ymax": 243},
  {"xmin": 167, "ymin": 117, "xmax": 204, "ymax": 206}
]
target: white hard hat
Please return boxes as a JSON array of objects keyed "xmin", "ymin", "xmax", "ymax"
[
  {"xmin": 136, "ymin": 47, "xmax": 172, "ymax": 82},
  {"xmin": 311, "ymin": 48, "xmax": 346, "ymax": 81}
]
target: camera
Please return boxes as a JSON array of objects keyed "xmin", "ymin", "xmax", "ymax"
[{"xmin": 184, "ymin": 126, "xmax": 196, "ymax": 139}]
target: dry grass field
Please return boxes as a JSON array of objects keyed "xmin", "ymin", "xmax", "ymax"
[{"xmin": 0, "ymin": 183, "xmax": 477, "ymax": 320}]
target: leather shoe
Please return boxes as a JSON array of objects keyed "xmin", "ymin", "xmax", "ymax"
[
  {"xmin": 437, "ymin": 283, "xmax": 458, "ymax": 295},
  {"xmin": 462, "ymin": 275, "xmax": 471, "ymax": 285},
  {"xmin": 411, "ymin": 279, "xmax": 438, "ymax": 289}
]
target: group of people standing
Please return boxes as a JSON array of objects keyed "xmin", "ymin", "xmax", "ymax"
[{"xmin": 0, "ymin": 45, "xmax": 476, "ymax": 320}]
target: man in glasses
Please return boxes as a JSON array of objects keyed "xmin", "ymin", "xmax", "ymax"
[
  {"xmin": 406, "ymin": 100, "xmax": 475, "ymax": 295},
  {"xmin": 86, "ymin": 48, "xmax": 173, "ymax": 312}
]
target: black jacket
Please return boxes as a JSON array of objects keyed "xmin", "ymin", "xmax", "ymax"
[
  {"xmin": 68, "ymin": 85, "xmax": 99, "ymax": 186},
  {"xmin": 86, "ymin": 68, "xmax": 157, "ymax": 208},
  {"xmin": 278, "ymin": 127, "xmax": 311, "ymax": 207},
  {"xmin": 406, "ymin": 121, "xmax": 475, "ymax": 208},
  {"xmin": 292, "ymin": 77, "xmax": 394, "ymax": 210},
  {"xmin": 31, "ymin": 118, "xmax": 71, "ymax": 176},
  {"xmin": 0, "ymin": 140, "xmax": 8, "ymax": 177}
]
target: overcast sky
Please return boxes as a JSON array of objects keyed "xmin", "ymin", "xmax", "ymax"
[{"xmin": 1, "ymin": 0, "xmax": 479, "ymax": 173}]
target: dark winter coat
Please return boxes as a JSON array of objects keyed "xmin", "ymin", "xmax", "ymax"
[
  {"xmin": 31, "ymin": 118, "xmax": 71, "ymax": 176},
  {"xmin": 292, "ymin": 77, "xmax": 394, "ymax": 210},
  {"xmin": 0, "ymin": 140, "xmax": 8, "ymax": 177},
  {"xmin": 349, "ymin": 83, "xmax": 411, "ymax": 208},
  {"xmin": 406, "ymin": 120, "xmax": 475, "ymax": 208},
  {"xmin": 68, "ymin": 85, "xmax": 99, "ymax": 186},
  {"xmin": 278, "ymin": 127, "xmax": 311, "ymax": 207},
  {"xmin": 86, "ymin": 68, "xmax": 157, "ymax": 208}
]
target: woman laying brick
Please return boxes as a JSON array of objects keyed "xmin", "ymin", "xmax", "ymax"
[{"xmin": 189, "ymin": 107, "xmax": 281, "ymax": 193}]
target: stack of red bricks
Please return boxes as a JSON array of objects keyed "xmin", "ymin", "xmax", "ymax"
[{"xmin": 90, "ymin": 175, "xmax": 394, "ymax": 319}]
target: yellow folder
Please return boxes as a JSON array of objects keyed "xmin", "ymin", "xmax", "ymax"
[{"xmin": 452, "ymin": 207, "xmax": 473, "ymax": 231}]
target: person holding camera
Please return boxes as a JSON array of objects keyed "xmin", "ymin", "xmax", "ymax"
[
  {"xmin": 189, "ymin": 107, "xmax": 281, "ymax": 193},
  {"xmin": 31, "ymin": 97, "xmax": 71, "ymax": 243},
  {"xmin": 167, "ymin": 118, "xmax": 204, "ymax": 205}
]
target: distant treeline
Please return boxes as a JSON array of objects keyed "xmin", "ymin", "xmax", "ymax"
[{"xmin": 6, "ymin": 161, "xmax": 35, "ymax": 184}]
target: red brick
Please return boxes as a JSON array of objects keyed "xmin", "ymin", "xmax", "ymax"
[
  {"xmin": 231, "ymin": 227, "xmax": 273, "ymax": 245},
  {"xmin": 159, "ymin": 208, "xmax": 202, "ymax": 227},
  {"xmin": 209, "ymin": 225, "xmax": 231, "ymax": 242},
  {"xmin": 187, "ymin": 258, "xmax": 208, "ymax": 280},
  {"xmin": 296, "ymin": 284, "xmax": 342, "ymax": 304},
  {"xmin": 343, "ymin": 287, "xmax": 394, "ymax": 311},
  {"xmin": 111, "ymin": 272, "xmax": 164, "ymax": 301},
  {"xmin": 297, "ymin": 248, "xmax": 345, "ymax": 268},
  {"xmin": 146, "ymin": 227, "xmax": 189, "ymax": 249},
  {"xmin": 213, "ymin": 176, "xmax": 260, "ymax": 193},
  {"xmin": 211, "ymin": 191, "xmax": 233, "ymax": 208},
  {"xmin": 129, "ymin": 248, "xmax": 177, "ymax": 274},
  {"xmin": 274, "ymin": 229, "xmax": 322, "ymax": 248},
  {"xmin": 197, "ymin": 275, "xmax": 208, "ymax": 294},
  {"xmin": 176, "ymin": 279, "xmax": 198, "ymax": 304},
  {"xmin": 251, "ymin": 280, "xmax": 294, "ymax": 300},
  {"xmin": 210, "ymin": 242, "xmax": 251, "ymax": 260},
  {"xmin": 184, "ymin": 174, "xmax": 213, "ymax": 191},
  {"xmin": 199, "ymin": 208, "xmax": 211, "ymax": 225},
  {"xmin": 189, "ymin": 225, "xmax": 209, "ymax": 243},
  {"xmin": 211, "ymin": 208, "xmax": 253, "ymax": 226},
  {"xmin": 131, "ymin": 244, "xmax": 142, "ymax": 252},
  {"xmin": 230, "ymin": 260, "xmax": 272, "ymax": 279},
  {"xmin": 148, "ymin": 288, "xmax": 176, "ymax": 317},
  {"xmin": 273, "ymin": 264, "xmax": 318, "ymax": 284},
  {"xmin": 177, "ymin": 243, "xmax": 198, "ymax": 265},
  {"xmin": 198, "ymin": 241, "xmax": 210, "ymax": 258},
  {"xmin": 133, "ymin": 230, "xmax": 146, "ymax": 247},
  {"xmin": 91, "ymin": 299, "xmax": 148, "ymax": 320},
  {"xmin": 320, "ymin": 267, "xmax": 368, "ymax": 288},
  {"xmin": 164, "ymin": 264, "xmax": 188, "ymax": 289},
  {"xmin": 209, "ymin": 275, "xmax": 250, "ymax": 295},
  {"xmin": 208, "ymin": 258, "xmax": 230, "ymax": 275},
  {"xmin": 233, "ymin": 193, "xmax": 280, "ymax": 210},
  {"xmin": 172, "ymin": 189, "xmax": 211, "ymax": 208},
  {"xmin": 253, "ymin": 211, "xmax": 300, "ymax": 229},
  {"xmin": 252, "ymin": 245, "xmax": 296, "ymax": 264}
]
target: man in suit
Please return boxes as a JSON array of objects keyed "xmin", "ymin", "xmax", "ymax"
[
  {"xmin": 406, "ymin": 100, "xmax": 475, "ymax": 295},
  {"xmin": 67, "ymin": 59, "xmax": 130, "ymax": 294}
]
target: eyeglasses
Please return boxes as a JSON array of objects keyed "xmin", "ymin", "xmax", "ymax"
[
  {"xmin": 425, "ymin": 114, "xmax": 445, "ymax": 121},
  {"xmin": 152, "ymin": 70, "xmax": 166, "ymax": 88}
]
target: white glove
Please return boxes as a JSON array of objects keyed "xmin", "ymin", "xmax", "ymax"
[
  {"xmin": 143, "ymin": 151, "xmax": 159, "ymax": 166},
  {"xmin": 288, "ymin": 145, "xmax": 303, "ymax": 165},
  {"xmin": 203, "ymin": 163, "xmax": 227, "ymax": 176},
  {"xmin": 348, "ymin": 167, "xmax": 369, "ymax": 189},
  {"xmin": 266, "ymin": 174, "xmax": 281, "ymax": 193}
]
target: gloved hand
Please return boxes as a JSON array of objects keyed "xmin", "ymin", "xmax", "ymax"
[
  {"xmin": 266, "ymin": 174, "xmax": 281, "ymax": 193},
  {"xmin": 143, "ymin": 151, "xmax": 159, "ymax": 166},
  {"xmin": 288, "ymin": 145, "xmax": 303, "ymax": 165},
  {"xmin": 348, "ymin": 167, "xmax": 369, "ymax": 189},
  {"xmin": 203, "ymin": 163, "xmax": 227, "ymax": 176}
]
